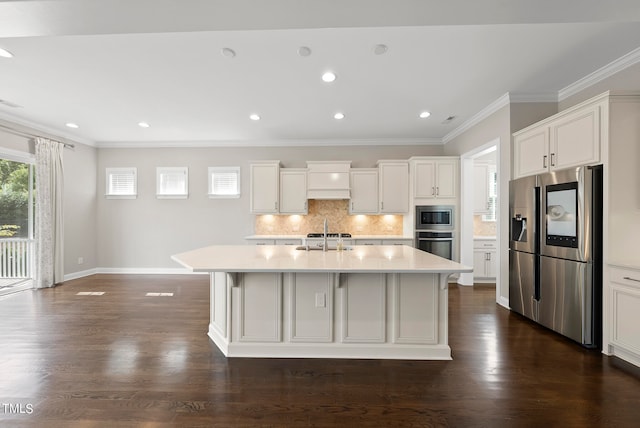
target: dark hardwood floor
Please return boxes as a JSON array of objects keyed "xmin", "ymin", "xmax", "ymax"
[{"xmin": 1, "ymin": 275, "xmax": 639, "ymax": 427}]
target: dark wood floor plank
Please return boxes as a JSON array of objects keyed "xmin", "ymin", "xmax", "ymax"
[{"xmin": 1, "ymin": 274, "xmax": 639, "ymax": 427}]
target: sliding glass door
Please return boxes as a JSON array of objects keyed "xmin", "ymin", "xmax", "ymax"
[{"xmin": 0, "ymin": 156, "xmax": 35, "ymax": 295}]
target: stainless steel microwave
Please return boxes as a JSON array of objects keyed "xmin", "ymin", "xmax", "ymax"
[{"xmin": 415, "ymin": 205, "xmax": 455, "ymax": 230}]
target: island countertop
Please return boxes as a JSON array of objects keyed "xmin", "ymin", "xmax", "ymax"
[{"xmin": 172, "ymin": 244, "xmax": 472, "ymax": 274}]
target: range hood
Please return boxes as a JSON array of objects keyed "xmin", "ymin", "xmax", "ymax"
[{"xmin": 306, "ymin": 161, "xmax": 351, "ymax": 199}]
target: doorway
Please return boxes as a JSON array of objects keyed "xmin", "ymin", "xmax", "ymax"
[
  {"xmin": 0, "ymin": 152, "xmax": 35, "ymax": 296},
  {"xmin": 459, "ymin": 139, "xmax": 501, "ymax": 304}
]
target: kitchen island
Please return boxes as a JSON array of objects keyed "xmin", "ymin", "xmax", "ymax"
[{"xmin": 172, "ymin": 245, "xmax": 471, "ymax": 360}]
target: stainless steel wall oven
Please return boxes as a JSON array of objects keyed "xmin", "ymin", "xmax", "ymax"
[{"xmin": 415, "ymin": 205, "xmax": 455, "ymax": 260}]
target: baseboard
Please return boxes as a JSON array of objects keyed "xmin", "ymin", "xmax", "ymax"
[
  {"xmin": 96, "ymin": 267, "xmax": 202, "ymax": 275},
  {"xmin": 63, "ymin": 268, "xmax": 99, "ymax": 282},
  {"xmin": 497, "ymin": 295, "xmax": 510, "ymax": 309},
  {"xmin": 63, "ymin": 267, "xmax": 205, "ymax": 281}
]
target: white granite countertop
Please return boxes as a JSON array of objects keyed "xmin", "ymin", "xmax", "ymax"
[{"xmin": 172, "ymin": 244, "xmax": 472, "ymax": 274}]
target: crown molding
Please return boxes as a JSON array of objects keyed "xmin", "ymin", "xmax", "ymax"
[
  {"xmin": 558, "ymin": 46, "xmax": 640, "ymax": 101},
  {"xmin": 95, "ymin": 137, "xmax": 443, "ymax": 149},
  {"xmin": 0, "ymin": 111, "xmax": 95, "ymax": 147}
]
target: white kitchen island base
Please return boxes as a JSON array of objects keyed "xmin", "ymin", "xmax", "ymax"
[
  {"xmin": 172, "ymin": 245, "xmax": 471, "ymax": 360},
  {"xmin": 208, "ymin": 271, "xmax": 452, "ymax": 360}
]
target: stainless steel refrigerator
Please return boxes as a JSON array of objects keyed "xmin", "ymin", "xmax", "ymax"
[{"xmin": 509, "ymin": 165, "xmax": 602, "ymax": 348}]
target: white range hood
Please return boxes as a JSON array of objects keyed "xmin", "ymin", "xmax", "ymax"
[{"xmin": 306, "ymin": 161, "xmax": 351, "ymax": 199}]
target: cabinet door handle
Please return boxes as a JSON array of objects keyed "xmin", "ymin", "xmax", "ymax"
[
  {"xmin": 623, "ymin": 276, "xmax": 640, "ymax": 283},
  {"xmin": 381, "ymin": 201, "xmax": 384, "ymax": 210},
  {"xmin": 304, "ymin": 201, "xmax": 307, "ymax": 210},
  {"xmin": 432, "ymin": 187, "xmax": 435, "ymax": 196},
  {"xmin": 550, "ymin": 153, "xmax": 556, "ymax": 167},
  {"xmin": 543, "ymin": 155, "xmax": 548, "ymax": 168},
  {"xmin": 351, "ymin": 201, "xmax": 354, "ymax": 211},
  {"xmin": 436, "ymin": 187, "xmax": 439, "ymax": 196},
  {"xmin": 275, "ymin": 201, "xmax": 278, "ymax": 210}
]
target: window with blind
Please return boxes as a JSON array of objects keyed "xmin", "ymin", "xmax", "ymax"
[
  {"xmin": 482, "ymin": 167, "xmax": 498, "ymax": 222},
  {"xmin": 208, "ymin": 167, "xmax": 240, "ymax": 198},
  {"xmin": 106, "ymin": 167, "xmax": 137, "ymax": 199},
  {"xmin": 157, "ymin": 167, "xmax": 188, "ymax": 199}
]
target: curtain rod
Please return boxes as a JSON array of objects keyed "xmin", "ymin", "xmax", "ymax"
[{"xmin": 0, "ymin": 123, "xmax": 76, "ymax": 149}]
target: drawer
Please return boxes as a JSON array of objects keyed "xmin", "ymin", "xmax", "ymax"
[
  {"xmin": 382, "ymin": 239, "xmax": 414, "ymax": 246},
  {"xmin": 610, "ymin": 266, "xmax": 640, "ymax": 290},
  {"xmin": 248, "ymin": 239, "xmax": 275, "ymax": 245},
  {"xmin": 355, "ymin": 239, "xmax": 382, "ymax": 245},
  {"xmin": 474, "ymin": 240, "xmax": 497, "ymax": 250},
  {"xmin": 275, "ymin": 239, "xmax": 303, "ymax": 245}
]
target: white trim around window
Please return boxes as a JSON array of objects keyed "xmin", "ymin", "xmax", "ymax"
[
  {"xmin": 208, "ymin": 166, "xmax": 240, "ymax": 198},
  {"xmin": 156, "ymin": 167, "xmax": 189, "ymax": 199},
  {"xmin": 105, "ymin": 167, "xmax": 137, "ymax": 199}
]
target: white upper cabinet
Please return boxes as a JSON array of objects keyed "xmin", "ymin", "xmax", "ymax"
[
  {"xmin": 513, "ymin": 127, "xmax": 550, "ymax": 178},
  {"xmin": 513, "ymin": 96, "xmax": 604, "ymax": 179},
  {"xmin": 550, "ymin": 103, "xmax": 601, "ymax": 170},
  {"xmin": 378, "ymin": 160, "xmax": 409, "ymax": 213},
  {"xmin": 279, "ymin": 169, "xmax": 308, "ymax": 214},
  {"xmin": 412, "ymin": 157, "xmax": 459, "ymax": 200},
  {"xmin": 349, "ymin": 168, "xmax": 379, "ymax": 214},
  {"xmin": 250, "ymin": 161, "xmax": 280, "ymax": 213}
]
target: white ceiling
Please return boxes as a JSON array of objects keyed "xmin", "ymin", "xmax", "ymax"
[{"xmin": 0, "ymin": 0, "xmax": 639, "ymax": 147}]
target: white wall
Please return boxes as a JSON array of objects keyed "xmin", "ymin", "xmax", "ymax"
[
  {"xmin": 442, "ymin": 102, "xmax": 557, "ymax": 305},
  {"xmin": 96, "ymin": 144, "xmax": 443, "ymax": 269},
  {"xmin": 63, "ymin": 143, "xmax": 98, "ymax": 276}
]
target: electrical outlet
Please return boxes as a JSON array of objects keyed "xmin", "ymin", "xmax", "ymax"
[{"xmin": 77, "ymin": 257, "xmax": 84, "ymax": 265}]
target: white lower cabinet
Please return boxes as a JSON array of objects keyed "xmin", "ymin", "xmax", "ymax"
[
  {"xmin": 607, "ymin": 265, "xmax": 640, "ymax": 367},
  {"xmin": 473, "ymin": 239, "xmax": 497, "ymax": 281},
  {"xmin": 215, "ymin": 271, "xmax": 446, "ymax": 359}
]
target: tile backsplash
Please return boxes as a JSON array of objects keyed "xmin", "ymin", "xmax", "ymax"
[
  {"xmin": 255, "ymin": 200, "xmax": 403, "ymax": 235},
  {"xmin": 473, "ymin": 215, "xmax": 497, "ymax": 236}
]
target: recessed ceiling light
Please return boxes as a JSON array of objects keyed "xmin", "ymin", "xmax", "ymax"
[
  {"xmin": 138, "ymin": 122, "xmax": 150, "ymax": 128},
  {"xmin": 373, "ymin": 44, "xmax": 388, "ymax": 55},
  {"xmin": 0, "ymin": 48, "xmax": 13, "ymax": 58},
  {"xmin": 322, "ymin": 72, "xmax": 337, "ymax": 83},
  {"xmin": 65, "ymin": 123, "xmax": 79, "ymax": 129},
  {"xmin": 249, "ymin": 114, "xmax": 261, "ymax": 121},
  {"xmin": 298, "ymin": 46, "xmax": 312, "ymax": 57},
  {"xmin": 419, "ymin": 111, "xmax": 431, "ymax": 119},
  {"xmin": 334, "ymin": 112, "xmax": 345, "ymax": 120},
  {"xmin": 221, "ymin": 47, "xmax": 236, "ymax": 58}
]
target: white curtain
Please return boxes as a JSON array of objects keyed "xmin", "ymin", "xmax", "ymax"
[{"xmin": 35, "ymin": 137, "xmax": 65, "ymax": 288}]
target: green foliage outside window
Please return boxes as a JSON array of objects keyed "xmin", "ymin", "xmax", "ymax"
[{"xmin": 0, "ymin": 159, "xmax": 32, "ymax": 238}]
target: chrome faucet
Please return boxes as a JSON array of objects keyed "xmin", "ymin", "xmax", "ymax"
[{"xmin": 323, "ymin": 218, "xmax": 328, "ymax": 252}]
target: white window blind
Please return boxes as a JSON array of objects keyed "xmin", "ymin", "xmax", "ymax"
[
  {"xmin": 208, "ymin": 167, "xmax": 240, "ymax": 198},
  {"xmin": 106, "ymin": 167, "xmax": 137, "ymax": 198},
  {"xmin": 482, "ymin": 167, "xmax": 498, "ymax": 222},
  {"xmin": 157, "ymin": 167, "xmax": 188, "ymax": 199}
]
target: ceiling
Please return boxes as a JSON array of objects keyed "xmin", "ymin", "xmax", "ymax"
[{"xmin": 0, "ymin": 0, "xmax": 639, "ymax": 147}]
